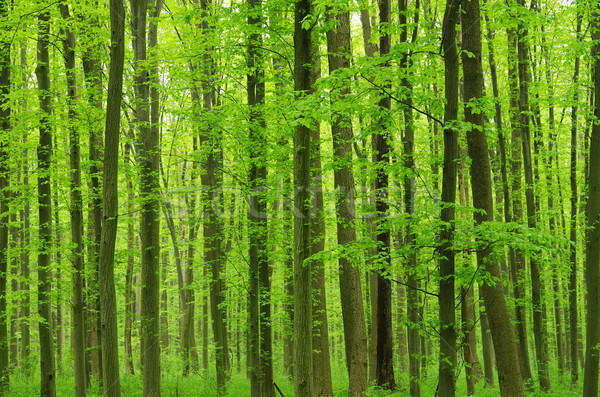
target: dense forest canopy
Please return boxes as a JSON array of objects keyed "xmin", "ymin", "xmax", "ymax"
[{"xmin": 0, "ymin": 0, "xmax": 599, "ymax": 396}]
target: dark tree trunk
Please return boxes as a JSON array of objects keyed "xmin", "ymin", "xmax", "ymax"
[
  {"xmin": 293, "ymin": 0, "xmax": 314, "ymax": 394},
  {"xmin": 0, "ymin": 0, "xmax": 9, "ymax": 392},
  {"xmin": 438, "ymin": 0, "xmax": 459, "ymax": 395},
  {"xmin": 130, "ymin": 2, "xmax": 164, "ymax": 393},
  {"xmin": 60, "ymin": 5, "xmax": 86, "ymax": 395},
  {"xmin": 515, "ymin": 1, "xmax": 551, "ymax": 389},
  {"xmin": 81, "ymin": 10, "xmax": 104, "ymax": 385},
  {"xmin": 125, "ymin": 144, "xmax": 135, "ymax": 376},
  {"xmin": 374, "ymin": 0, "xmax": 395, "ymax": 389},
  {"xmin": 36, "ymin": 11, "xmax": 56, "ymax": 397},
  {"xmin": 507, "ymin": 26, "xmax": 533, "ymax": 384},
  {"xmin": 568, "ymin": 6, "xmax": 583, "ymax": 386},
  {"xmin": 309, "ymin": 56, "xmax": 333, "ymax": 397},
  {"xmin": 461, "ymin": 0, "xmax": 524, "ymax": 395},
  {"xmin": 583, "ymin": 11, "xmax": 600, "ymax": 396},
  {"xmin": 326, "ymin": 7, "xmax": 368, "ymax": 395},
  {"xmin": 247, "ymin": 0, "xmax": 275, "ymax": 394},
  {"xmin": 98, "ymin": 0, "xmax": 125, "ymax": 393}
]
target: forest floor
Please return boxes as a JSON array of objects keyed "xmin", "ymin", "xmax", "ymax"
[{"xmin": 5, "ymin": 355, "xmax": 583, "ymax": 396}]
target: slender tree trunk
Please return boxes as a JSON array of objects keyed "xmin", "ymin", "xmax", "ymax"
[
  {"xmin": 507, "ymin": 26, "xmax": 533, "ymax": 384},
  {"xmin": 125, "ymin": 144, "xmax": 135, "ymax": 375},
  {"xmin": 309, "ymin": 56, "xmax": 333, "ymax": 397},
  {"xmin": 98, "ymin": 0, "xmax": 125, "ymax": 393},
  {"xmin": 461, "ymin": 1, "xmax": 524, "ymax": 395},
  {"xmin": 293, "ymin": 0, "xmax": 314, "ymax": 394},
  {"xmin": 326, "ymin": 8, "xmax": 368, "ymax": 395},
  {"xmin": 568, "ymin": 6, "xmax": 583, "ymax": 386},
  {"xmin": 438, "ymin": 0, "xmax": 459, "ymax": 395},
  {"xmin": 374, "ymin": 0, "xmax": 395, "ymax": 389},
  {"xmin": 247, "ymin": 0, "xmax": 274, "ymax": 393},
  {"xmin": 583, "ymin": 11, "xmax": 600, "ymax": 395},
  {"xmin": 515, "ymin": 1, "xmax": 551, "ymax": 389},
  {"xmin": 82, "ymin": 12, "xmax": 104, "ymax": 385},
  {"xmin": 60, "ymin": 5, "xmax": 86, "ymax": 395},
  {"xmin": 36, "ymin": 11, "xmax": 56, "ymax": 397},
  {"xmin": 130, "ymin": 1, "xmax": 163, "ymax": 393},
  {"xmin": 0, "ymin": 1, "xmax": 9, "ymax": 392},
  {"xmin": 160, "ymin": 245, "xmax": 169, "ymax": 350}
]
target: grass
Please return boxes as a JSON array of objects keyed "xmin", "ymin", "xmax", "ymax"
[{"xmin": 4, "ymin": 351, "xmax": 585, "ymax": 396}]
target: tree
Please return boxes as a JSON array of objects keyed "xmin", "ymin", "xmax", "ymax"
[
  {"xmin": 247, "ymin": 0, "xmax": 274, "ymax": 394},
  {"xmin": 36, "ymin": 10, "xmax": 56, "ymax": 397},
  {"xmin": 0, "ymin": 0, "xmax": 9, "ymax": 393},
  {"xmin": 130, "ymin": 1, "xmax": 164, "ymax": 394},
  {"xmin": 461, "ymin": 0, "xmax": 524, "ymax": 395},
  {"xmin": 438, "ymin": 0, "xmax": 459, "ymax": 394},
  {"xmin": 325, "ymin": 5, "xmax": 368, "ymax": 395},
  {"xmin": 374, "ymin": 0, "xmax": 395, "ymax": 389},
  {"xmin": 98, "ymin": 0, "xmax": 125, "ymax": 394},
  {"xmin": 59, "ymin": 4, "xmax": 86, "ymax": 396},
  {"xmin": 583, "ymin": 8, "xmax": 600, "ymax": 395},
  {"xmin": 293, "ymin": 0, "xmax": 314, "ymax": 394}
]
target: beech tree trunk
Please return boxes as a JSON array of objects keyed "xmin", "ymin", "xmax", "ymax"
[
  {"xmin": 98, "ymin": 0, "xmax": 125, "ymax": 394},
  {"xmin": 515, "ymin": 1, "xmax": 551, "ymax": 389},
  {"xmin": 247, "ymin": 0, "xmax": 275, "ymax": 393},
  {"xmin": 0, "ymin": 0, "xmax": 9, "ymax": 392},
  {"xmin": 60, "ymin": 5, "xmax": 86, "ymax": 395},
  {"xmin": 438, "ymin": 0, "xmax": 459, "ymax": 395},
  {"xmin": 461, "ymin": 0, "xmax": 524, "ymax": 395},
  {"xmin": 309, "ymin": 56, "xmax": 333, "ymax": 397},
  {"xmin": 293, "ymin": 0, "xmax": 314, "ymax": 394},
  {"xmin": 326, "ymin": 7, "xmax": 368, "ymax": 395},
  {"xmin": 36, "ymin": 11, "xmax": 56, "ymax": 397},
  {"xmin": 583, "ymin": 11, "xmax": 600, "ymax": 395},
  {"xmin": 374, "ymin": 0, "xmax": 395, "ymax": 389}
]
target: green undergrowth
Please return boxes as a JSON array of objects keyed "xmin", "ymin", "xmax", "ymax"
[{"xmin": 4, "ymin": 352, "xmax": 585, "ymax": 396}]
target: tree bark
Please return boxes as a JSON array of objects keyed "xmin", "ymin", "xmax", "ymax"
[
  {"xmin": 0, "ymin": 0, "xmax": 9, "ymax": 392},
  {"xmin": 60, "ymin": 4, "xmax": 86, "ymax": 395},
  {"xmin": 515, "ymin": 0, "xmax": 551, "ymax": 389},
  {"xmin": 36, "ymin": 11, "xmax": 56, "ymax": 397},
  {"xmin": 247, "ymin": 0, "xmax": 275, "ymax": 393},
  {"xmin": 506, "ymin": 26, "xmax": 533, "ymax": 384},
  {"xmin": 568, "ymin": 5, "xmax": 583, "ymax": 386},
  {"xmin": 326, "ymin": 7, "xmax": 368, "ymax": 395},
  {"xmin": 374, "ymin": 0, "xmax": 395, "ymax": 389},
  {"xmin": 583, "ymin": 10, "xmax": 600, "ymax": 395},
  {"xmin": 438, "ymin": 0, "xmax": 459, "ymax": 394},
  {"xmin": 461, "ymin": 0, "xmax": 524, "ymax": 395},
  {"xmin": 293, "ymin": 0, "xmax": 314, "ymax": 395},
  {"xmin": 98, "ymin": 0, "xmax": 125, "ymax": 393}
]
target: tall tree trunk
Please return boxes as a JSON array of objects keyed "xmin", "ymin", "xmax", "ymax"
[
  {"xmin": 438, "ymin": 0, "xmax": 459, "ymax": 394},
  {"xmin": 461, "ymin": 0, "xmax": 524, "ymax": 395},
  {"xmin": 60, "ymin": 5, "xmax": 86, "ymax": 395},
  {"xmin": 98, "ymin": 0, "xmax": 125, "ymax": 393},
  {"xmin": 125, "ymin": 144, "xmax": 135, "ymax": 375},
  {"xmin": 0, "ymin": 0, "xmax": 9, "ymax": 392},
  {"xmin": 293, "ymin": 0, "xmax": 314, "ymax": 394},
  {"xmin": 160, "ymin": 244, "xmax": 169, "ymax": 350},
  {"xmin": 82, "ymin": 11, "xmax": 104, "ymax": 385},
  {"xmin": 515, "ymin": 0, "xmax": 551, "ymax": 389},
  {"xmin": 568, "ymin": 5, "xmax": 583, "ymax": 386},
  {"xmin": 36, "ymin": 11, "xmax": 56, "ymax": 397},
  {"xmin": 247, "ymin": 0, "xmax": 275, "ymax": 393},
  {"xmin": 583, "ymin": 10, "xmax": 600, "ymax": 395},
  {"xmin": 196, "ymin": 1, "xmax": 229, "ymax": 391},
  {"xmin": 131, "ymin": 1, "xmax": 164, "ymax": 393},
  {"xmin": 507, "ymin": 26, "xmax": 533, "ymax": 384},
  {"xmin": 374, "ymin": 0, "xmax": 395, "ymax": 389},
  {"xmin": 326, "ymin": 7, "xmax": 368, "ymax": 395},
  {"xmin": 309, "ymin": 56, "xmax": 333, "ymax": 397}
]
